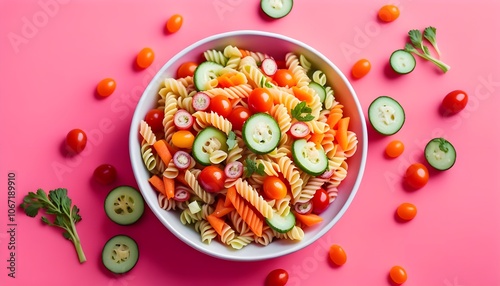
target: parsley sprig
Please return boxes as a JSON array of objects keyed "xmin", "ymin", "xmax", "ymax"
[
  {"xmin": 291, "ymin": 101, "xmax": 315, "ymax": 122},
  {"xmin": 244, "ymin": 158, "xmax": 265, "ymax": 177},
  {"xmin": 404, "ymin": 26, "xmax": 450, "ymax": 73},
  {"xmin": 21, "ymin": 188, "xmax": 86, "ymax": 263}
]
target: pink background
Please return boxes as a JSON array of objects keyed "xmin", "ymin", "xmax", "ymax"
[{"xmin": 1, "ymin": 0, "xmax": 499, "ymax": 285}]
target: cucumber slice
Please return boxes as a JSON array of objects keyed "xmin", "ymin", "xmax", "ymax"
[
  {"xmin": 368, "ymin": 96, "xmax": 405, "ymax": 135},
  {"xmin": 192, "ymin": 127, "xmax": 228, "ymax": 165},
  {"xmin": 266, "ymin": 210, "xmax": 296, "ymax": 233},
  {"xmin": 424, "ymin": 138, "xmax": 456, "ymax": 170},
  {"xmin": 102, "ymin": 235, "xmax": 139, "ymax": 274},
  {"xmin": 104, "ymin": 186, "xmax": 144, "ymax": 225},
  {"xmin": 309, "ymin": 82, "xmax": 326, "ymax": 104},
  {"xmin": 194, "ymin": 61, "xmax": 224, "ymax": 91},
  {"xmin": 390, "ymin": 49, "xmax": 416, "ymax": 74},
  {"xmin": 292, "ymin": 139, "xmax": 328, "ymax": 176},
  {"xmin": 242, "ymin": 113, "xmax": 280, "ymax": 154},
  {"xmin": 260, "ymin": 0, "xmax": 293, "ymax": 19}
]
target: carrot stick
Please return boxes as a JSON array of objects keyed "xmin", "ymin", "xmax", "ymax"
[
  {"xmin": 153, "ymin": 139, "xmax": 173, "ymax": 165},
  {"xmin": 226, "ymin": 186, "xmax": 263, "ymax": 237},
  {"xmin": 176, "ymin": 170, "xmax": 189, "ymax": 187},
  {"xmin": 335, "ymin": 117, "xmax": 350, "ymax": 151},
  {"xmin": 326, "ymin": 112, "xmax": 343, "ymax": 130},
  {"xmin": 213, "ymin": 197, "xmax": 235, "ymax": 218},
  {"xmin": 206, "ymin": 214, "xmax": 225, "ymax": 236},
  {"xmin": 162, "ymin": 176, "xmax": 175, "ymax": 199},
  {"xmin": 293, "ymin": 212, "xmax": 324, "ymax": 227},
  {"xmin": 309, "ymin": 132, "xmax": 325, "ymax": 149},
  {"xmin": 148, "ymin": 175, "xmax": 166, "ymax": 196},
  {"xmin": 292, "ymin": 86, "xmax": 314, "ymax": 103}
]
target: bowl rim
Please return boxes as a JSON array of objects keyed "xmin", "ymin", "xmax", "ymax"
[{"xmin": 129, "ymin": 30, "xmax": 368, "ymax": 261}]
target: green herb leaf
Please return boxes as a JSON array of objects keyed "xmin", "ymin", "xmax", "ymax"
[
  {"xmin": 423, "ymin": 26, "xmax": 441, "ymax": 58},
  {"xmin": 226, "ymin": 131, "xmax": 237, "ymax": 150},
  {"xmin": 408, "ymin": 29, "xmax": 423, "ymax": 48},
  {"xmin": 244, "ymin": 158, "xmax": 265, "ymax": 177},
  {"xmin": 291, "ymin": 101, "xmax": 315, "ymax": 122},
  {"xmin": 437, "ymin": 138, "xmax": 449, "ymax": 153}
]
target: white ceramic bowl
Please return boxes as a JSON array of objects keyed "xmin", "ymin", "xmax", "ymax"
[{"xmin": 129, "ymin": 30, "xmax": 367, "ymax": 261}]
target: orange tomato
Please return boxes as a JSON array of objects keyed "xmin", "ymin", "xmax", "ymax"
[
  {"xmin": 405, "ymin": 163, "xmax": 429, "ymax": 189},
  {"xmin": 166, "ymin": 14, "xmax": 183, "ymax": 33},
  {"xmin": 273, "ymin": 69, "xmax": 295, "ymax": 87},
  {"xmin": 136, "ymin": 47, "xmax": 155, "ymax": 69},
  {"xmin": 385, "ymin": 140, "xmax": 404, "ymax": 158},
  {"xmin": 389, "ymin": 265, "xmax": 407, "ymax": 284},
  {"xmin": 177, "ymin": 61, "xmax": 197, "ymax": 78},
  {"xmin": 262, "ymin": 176, "xmax": 288, "ymax": 200},
  {"xmin": 96, "ymin": 78, "xmax": 116, "ymax": 97},
  {"xmin": 171, "ymin": 130, "xmax": 194, "ymax": 149},
  {"xmin": 329, "ymin": 244, "xmax": 347, "ymax": 266},
  {"xmin": 378, "ymin": 5, "xmax": 400, "ymax": 22},
  {"xmin": 351, "ymin": 59, "xmax": 371, "ymax": 79},
  {"xmin": 397, "ymin": 203, "xmax": 417, "ymax": 221}
]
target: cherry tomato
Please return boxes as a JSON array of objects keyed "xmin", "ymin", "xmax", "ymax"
[
  {"xmin": 145, "ymin": 109, "xmax": 164, "ymax": 133},
  {"xmin": 273, "ymin": 69, "xmax": 295, "ymax": 87},
  {"xmin": 227, "ymin": 106, "xmax": 250, "ymax": 131},
  {"xmin": 389, "ymin": 265, "xmax": 408, "ymax": 285},
  {"xmin": 385, "ymin": 140, "xmax": 404, "ymax": 158},
  {"xmin": 198, "ymin": 166, "xmax": 226, "ymax": 193},
  {"xmin": 136, "ymin": 47, "xmax": 155, "ymax": 69},
  {"xmin": 441, "ymin": 90, "xmax": 468, "ymax": 115},
  {"xmin": 96, "ymin": 78, "xmax": 116, "ymax": 97},
  {"xmin": 177, "ymin": 61, "xmax": 197, "ymax": 78},
  {"xmin": 263, "ymin": 176, "xmax": 288, "ymax": 200},
  {"xmin": 248, "ymin": 87, "xmax": 273, "ymax": 113},
  {"xmin": 93, "ymin": 164, "xmax": 117, "ymax": 185},
  {"xmin": 397, "ymin": 202, "xmax": 417, "ymax": 221},
  {"xmin": 171, "ymin": 130, "xmax": 195, "ymax": 149},
  {"xmin": 312, "ymin": 188, "xmax": 329, "ymax": 214},
  {"xmin": 66, "ymin": 129, "xmax": 87, "ymax": 154},
  {"xmin": 351, "ymin": 59, "xmax": 371, "ymax": 79},
  {"xmin": 329, "ymin": 244, "xmax": 347, "ymax": 266},
  {"xmin": 378, "ymin": 4, "xmax": 400, "ymax": 22},
  {"xmin": 405, "ymin": 163, "xmax": 429, "ymax": 189},
  {"xmin": 265, "ymin": 268, "xmax": 289, "ymax": 286},
  {"xmin": 210, "ymin": 95, "xmax": 232, "ymax": 117},
  {"xmin": 166, "ymin": 14, "xmax": 183, "ymax": 33}
]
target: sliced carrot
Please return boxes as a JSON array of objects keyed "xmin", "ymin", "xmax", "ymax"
[
  {"xmin": 224, "ymin": 190, "xmax": 233, "ymax": 208},
  {"xmin": 226, "ymin": 186, "xmax": 263, "ymax": 237},
  {"xmin": 213, "ymin": 197, "xmax": 235, "ymax": 218},
  {"xmin": 326, "ymin": 112, "xmax": 343, "ymax": 130},
  {"xmin": 206, "ymin": 214, "xmax": 225, "ymax": 236},
  {"xmin": 238, "ymin": 49, "xmax": 249, "ymax": 57},
  {"xmin": 153, "ymin": 139, "xmax": 172, "ymax": 165},
  {"xmin": 148, "ymin": 175, "xmax": 166, "ymax": 196},
  {"xmin": 335, "ymin": 117, "xmax": 350, "ymax": 151},
  {"xmin": 309, "ymin": 132, "xmax": 325, "ymax": 149},
  {"xmin": 162, "ymin": 176, "xmax": 175, "ymax": 199},
  {"xmin": 292, "ymin": 86, "xmax": 314, "ymax": 104},
  {"xmin": 293, "ymin": 212, "xmax": 324, "ymax": 227},
  {"xmin": 176, "ymin": 170, "xmax": 189, "ymax": 187},
  {"xmin": 217, "ymin": 72, "xmax": 246, "ymax": 88}
]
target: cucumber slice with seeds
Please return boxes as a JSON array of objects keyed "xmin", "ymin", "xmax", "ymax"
[
  {"xmin": 104, "ymin": 186, "xmax": 144, "ymax": 225},
  {"xmin": 102, "ymin": 235, "xmax": 139, "ymax": 274},
  {"xmin": 390, "ymin": 49, "xmax": 416, "ymax": 74},
  {"xmin": 292, "ymin": 139, "xmax": 328, "ymax": 176},
  {"xmin": 242, "ymin": 113, "xmax": 280, "ymax": 154},
  {"xmin": 425, "ymin": 138, "xmax": 456, "ymax": 170},
  {"xmin": 266, "ymin": 210, "xmax": 296, "ymax": 233},
  {"xmin": 260, "ymin": 0, "xmax": 293, "ymax": 19},
  {"xmin": 368, "ymin": 96, "xmax": 405, "ymax": 135},
  {"xmin": 194, "ymin": 61, "xmax": 224, "ymax": 91},
  {"xmin": 192, "ymin": 127, "xmax": 228, "ymax": 166}
]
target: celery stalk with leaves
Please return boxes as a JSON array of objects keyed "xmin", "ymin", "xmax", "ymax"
[
  {"xmin": 21, "ymin": 188, "xmax": 86, "ymax": 263},
  {"xmin": 404, "ymin": 26, "xmax": 450, "ymax": 73}
]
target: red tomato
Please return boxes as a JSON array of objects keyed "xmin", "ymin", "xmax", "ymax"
[
  {"xmin": 441, "ymin": 90, "xmax": 468, "ymax": 115},
  {"xmin": 378, "ymin": 5, "xmax": 400, "ymax": 22},
  {"xmin": 66, "ymin": 129, "xmax": 87, "ymax": 154},
  {"xmin": 351, "ymin": 59, "xmax": 371, "ymax": 79},
  {"xmin": 198, "ymin": 166, "xmax": 226, "ymax": 193},
  {"xmin": 93, "ymin": 164, "xmax": 117, "ymax": 185},
  {"xmin": 397, "ymin": 202, "xmax": 417, "ymax": 221},
  {"xmin": 177, "ymin": 61, "xmax": 197, "ymax": 78},
  {"xmin": 136, "ymin": 47, "xmax": 155, "ymax": 69},
  {"xmin": 145, "ymin": 109, "xmax": 164, "ymax": 133},
  {"xmin": 389, "ymin": 265, "xmax": 408, "ymax": 285},
  {"xmin": 273, "ymin": 69, "xmax": 295, "ymax": 87},
  {"xmin": 166, "ymin": 14, "xmax": 183, "ymax": 33},
  {"xmin": 210, "ymin": 95, "xmax": 232, "ymax": 117},
  {"xmin": 405, "ymin": 163, "xmax": 429, "ymax": 189},
  {"xmin": 96, "ymin": 78, "xmax": 116, "ymax": 97},
  {"xmin": 263, "ymin": 176, "xmax": 288, "ymax": 200},
  {"xmin": 312, "ymin": 188, "xmax": 329, "ymax": 214},
  {"xmin": 265, "ymin": 269, "xmax": 289, "ymax": 286},
  {"xmin": 329, "ymin": 244, "xmax": 347, "ymax": 266},
  {"xmin": 228, "ymin": 106, "xmax": 250, "ymax": 131},
  {"xmin": 385, "ymin": 140, "xmax": 404, "ymax": 158},
  {"xmin": 248, "ymin": 88, "xmax": 273, "ymax": 113}
]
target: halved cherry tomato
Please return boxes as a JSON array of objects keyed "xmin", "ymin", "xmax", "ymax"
[
  {"xmin": 263, "ymin": 176, "xmax": 288, "ymax": 200},
  {"xmin": 378, "ymin": 5, "xmax": 400, "ymax": 22},
  {"xmin": 441, "ymin": 89, "xmax": 468, "ymax": 115},
  {"xmin": 397, "ymin": 202, "xmax": 417, "ymax": 221},
  {"xmin": 405, "ymin": 163, "xmax": 429, "ymax": 189},
  {"xmin": 265, "ymin": 268, "xmax": 289, "ymax": 286},
  {"xmin": 198, "ymin": 166, "xmax": 225, "ymax": 193},
  {"xmin": 351, "ymin": 59, "xmax": 371, "ymax": 79},
  {"xmin": 210, "ymin": 95, "xmax": 232, "ymax": 117},
  {"xmin": 136, "ymin": 47, "xmax": 155, "ymax": 69},
  {"xmin": 96, "ymin": 78, "xmax": 116, "ymax": 97},
  {"xmin": 145, "ymin": 109, "xmax": 164, "ymax": 133},
  {"xmin": 385, "ymin": 140, "xmax": 404, "ymax": 158},
  {"xmin": 389, "ymin": 265, "xmax": 408, "ymax": 285},
  {"xmin": 93, "ymin": 164, "xmax": 117, "ymax": 185},
  {"xmin": 171, "ymin": 130, "xmax": 195, "ymax": 149},
  {"xmin": 329, "ymin": 244, "xmax": 347, "ymax": 266},
  {"xmin": 166, "ymin": 14, "xmax": 183, "ymax": 33},
  {"xmin": 177, "ymin": 61, "xmax": 197, "ymax": 78},
  {"xmin": 227, "ymin": 106, "xmax": 250, "ymax": 131},
  {"xmin": 312, "ymin": 188, "xmax": 329, "ymax": 214},
  {"xmin": 66, "ymin": 129, "xmax": 87, "ymax": 154},
  {"xmin": 248, "ymin": 87, "xmax": 273, "ymax": 113},
  {"xmin": 273, "ymin": 69, "xmax": 295, "ymax": 87}
]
